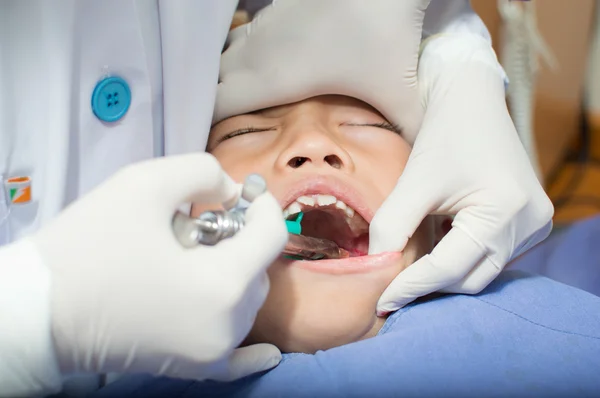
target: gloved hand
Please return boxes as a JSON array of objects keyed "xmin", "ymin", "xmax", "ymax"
[
  {"xmin": 32, "ymin": 153, "xmax": 287, "ymax": 381},
  {"xmin": 215, "ymin": 0, "xmax": 430, "ymax": 139},
  {"xmin": 370, "ymin": 34, "xmax": 554, "ymax": 312}
]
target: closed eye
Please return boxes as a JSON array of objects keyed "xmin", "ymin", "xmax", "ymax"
[
  {"xmin": 344, "ymin": 122, "xmax": 402, "ymax": 136},
  {"xmin": 215, "ymin": 126, "xmax": 277, "ymax": 145}
]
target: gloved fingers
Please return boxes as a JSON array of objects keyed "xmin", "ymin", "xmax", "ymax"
[
  {"xmin": 215, "ymin": 192, "xmax": 287, "ymax": 274},
  {"xmin": 248, "ymin": 272, "xmax": 271, "ymax": 318},
  {"xmin": 440, "ymin": 257, "xmax": 501, "ymax": 294},
  {"xmin": 511, "ymin": 219, "xmax": 553, "ymax": 260},
  {"xmin": 376, "ymin": 226, "xmax": 486, "ymax": 313},
  {"xmin": 369, "ymin": 170, "xmax": 437, "ymax": 255},
  {"xmin": 131, "ymin": 153, "xmax": 239, "ymax": 209},
  {"xmin": 222, "ymin": 183, "xmax": 244, "ymax": 210},
  {"xmin": 237, "ymin": 273, "xmax": 271, "ymax": 330},
  {"xmin": 211, "ymin": 344, "xmax": 282, "ymax": 382}
]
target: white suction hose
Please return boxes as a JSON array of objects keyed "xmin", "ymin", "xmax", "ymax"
[{"xmin": 498, "ymin": 0, "xmax": 557, "ymax": 181}]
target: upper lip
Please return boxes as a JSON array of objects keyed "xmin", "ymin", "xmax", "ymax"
[{"xmin": 278, "ymin": 175, "xmax": 374, "ymax": 223}]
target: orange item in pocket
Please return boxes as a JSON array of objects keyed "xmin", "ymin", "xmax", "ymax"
[{"xmin": 6, "ymin": 176, "xmax": 32, "ymax": 204}]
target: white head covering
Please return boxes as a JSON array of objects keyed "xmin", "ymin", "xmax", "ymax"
[{"xmin": 213, "ymin": 0, "xmax": 430, "ymax": 143}]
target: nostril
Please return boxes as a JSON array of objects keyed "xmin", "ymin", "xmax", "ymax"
[
  {"xmin": 288, "ymin": 157, "xmax": 309, "ymax": 168},
  {"xmin": 324, "ymin": 155, "xmax": 343, "ymax": 169}
]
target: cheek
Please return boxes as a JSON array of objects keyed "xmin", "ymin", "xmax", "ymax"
[
  {"xmin": 191, "ymin": 150, "xmax": 277, "ymax": 216},
  {"xmin": 211, "ymin": 145, "xmax": 284, "ymax": 187},
  {"xmin": 249, "ymin": 259, "xmax": 407, "ymax": 353},
  {"xmin": 351, "ymin": 137, "xmax": 411, "ymax": 205},
  {"xmin": 375, "ymin": 139, "xmax": 411, "ymax": 191},
  {"xmin": 210, "ymin": 148, "xmax": 256, "ymax": 181}
]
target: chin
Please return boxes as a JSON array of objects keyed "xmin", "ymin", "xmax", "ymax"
[
  {"xmin": 283, "ymin": 315, "xmax": 381, "ymax": 354},
  {"xmin": 245, "ymin": 259, "xmax": 399, "ymax": 354},
  {"xmin": 249, "ymin": 301, "xmax": 382, "ymax": 354}
]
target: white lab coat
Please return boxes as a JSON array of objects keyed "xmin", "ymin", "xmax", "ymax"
[{"xmin": 0, "ymin": 1, "xmax": 492, "ymax": 396}]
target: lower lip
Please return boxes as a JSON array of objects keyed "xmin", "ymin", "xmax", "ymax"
[{"xmin": 282, "ymin": 252, "xmax": 403, "ymax": 275}]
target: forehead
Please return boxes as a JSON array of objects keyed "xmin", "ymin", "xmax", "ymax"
[
  {"xmin": 213, "ymin": 95, "xmax": 385, "ymax": 127},
  {"xmin": 259, "ymin": 95, "xmax": 382, "ymax": 116}
]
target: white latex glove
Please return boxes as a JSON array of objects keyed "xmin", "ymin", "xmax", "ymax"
[
  {"xmin": 215, "ymin": 0, "xmax": 430, "ymax": 139},
  {"xmin": 32, "ymin": 153, "xmax": 287, "ymax": 381},
  {"xmin": 371, "ymin": 34, "xmax": 554, "ymax": 312}
]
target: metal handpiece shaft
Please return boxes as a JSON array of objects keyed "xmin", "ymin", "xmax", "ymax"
[
  {"xmin": 172, "ymin": 209, "xmax": 245, "ymax": 248},
  {"xmin": 284, "ymin": 234, "xmax": 350, "ymax": 260}
]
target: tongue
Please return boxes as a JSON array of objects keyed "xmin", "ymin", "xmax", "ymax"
[{"xmin": 301, "ymin": 210, "xmax": 369, "ymax": 257}]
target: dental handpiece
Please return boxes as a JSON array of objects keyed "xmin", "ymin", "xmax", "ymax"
[
  {"xmin": 171, "ymin": 174, "xmax": 348, "ymax": 260},
  {"xmin": 172, "ymin": 209, "xmax": 349, "ymax": 260},
  {"xmin": 172, "ymin": 207, "xmax": 246, "ymax": 247}
]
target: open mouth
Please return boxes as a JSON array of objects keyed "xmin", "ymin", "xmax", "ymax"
[
  {"xmin": 283, "ymin": 194, "xmax": 370, "ymax": 257},
  {"xmin": 278, "ymin": 183, "xmax": 403, "ymax": 275}
]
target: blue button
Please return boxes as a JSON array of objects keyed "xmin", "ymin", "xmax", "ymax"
[{"xmin": 91, "ymin": 76, "xmax": 131, "ymax": 122}]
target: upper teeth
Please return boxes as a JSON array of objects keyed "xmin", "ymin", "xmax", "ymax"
[{"xmin": 283, "ymin": 194, "xmax": 356, "ymax": 219}]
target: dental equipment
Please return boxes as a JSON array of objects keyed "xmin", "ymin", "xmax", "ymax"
[
  {"xmin": 172, "ymin": 174, "xmax": 349, "ymax": 260},
  {"xmin": 284, "ymin": 233, "xmax": 350, "ymax": 260}
]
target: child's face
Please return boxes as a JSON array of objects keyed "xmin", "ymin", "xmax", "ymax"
[{"xmin": 195, "ymin": 95, "xmax": 436, "ymax": 353}]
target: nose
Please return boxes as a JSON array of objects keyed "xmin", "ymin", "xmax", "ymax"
[{"xmin": 275, "ymin": 124, "xmax": 354, "ymax": 172}]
